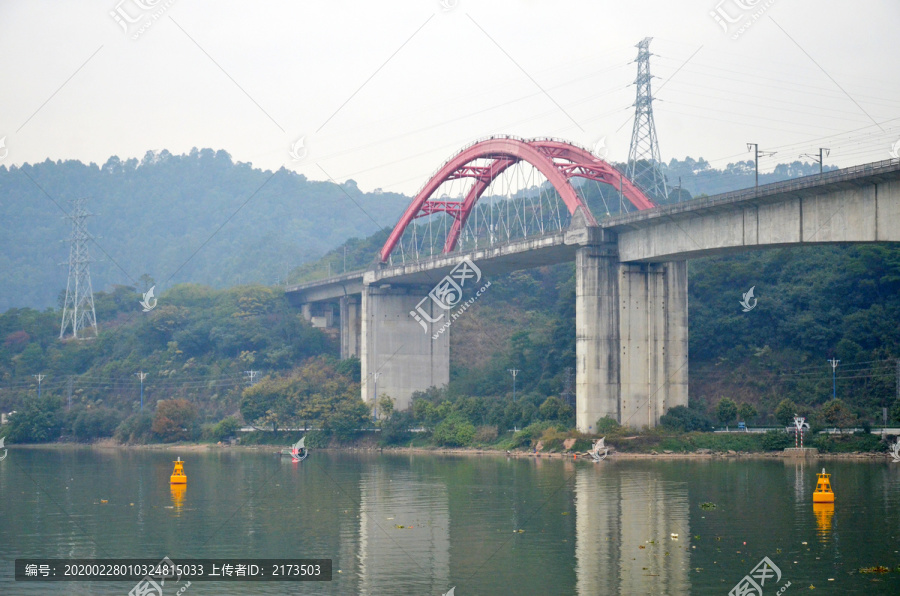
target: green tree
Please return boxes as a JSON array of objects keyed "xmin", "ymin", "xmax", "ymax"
[
  {"xmin": 115, "ymin": 413, "xmax": 153, "ymax": 444},
  {"xmin": 152, "ymin": 399, "xmax": 198, "ymax": 442},
  {"xmin": 716, "ymin": 398, "xmax": 738, "ymax": 430},
  {"xmin": 4, "ymin": 396, "xmax": 62, "ymax": 443},
  {"xmin": 659, "ymin": 406, "xmax": 713, "ymax": 432},
  {"xmin": 538, "ymin": 396, "xmax": 564, "ymax": 421},
  {"xmin": 209, "ymin": 416, "xmax": 241, "ymax": 441},
  {"xmin": 737, "ymin": 402, "xmax": 757, "ymax": 424},
  {"xmin": 891, "ymin": 399, "xmax": 900, "ymax": 424},
  {"xmin": 432, "ymin": 413, "xmax": 476, "ymax": 447},
  {"xmin": 68, "ymin": 407, "xmax": 122, "ymax": 441},
  {"xmin": 377, "ymin": 394, "xmax": 394, "ymax": 420},
  {"xmin": 774, "ymin": 399, "xmax": 798, "ymax": 427},
  {"xmin": 821, "ymin": 398, "xmax": 855, "ymax": 433},
  {"xmin": 240, "ymin": 376, "xmax": 292, "ymax": 431}
]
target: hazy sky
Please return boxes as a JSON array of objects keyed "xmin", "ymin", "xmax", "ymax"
[{"xmin": 1, "ymin": 0, "xmax": 898, "ymax": 195}]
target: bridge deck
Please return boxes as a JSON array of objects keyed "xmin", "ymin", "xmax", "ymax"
[{"xmin": 287, "ymin": 158, "xmax": 900, "ymax": 298}]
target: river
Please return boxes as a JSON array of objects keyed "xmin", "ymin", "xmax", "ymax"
[{"xmin": 1, "ymin": 448, "xmax": 898, "ymax": 595}]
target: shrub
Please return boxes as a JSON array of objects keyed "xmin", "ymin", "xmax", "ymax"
[
  {"xmin": 509, "ymin": 421, "xmax": 560, "ymax": 449},
  {"xmin": 115, "ymin": 412, "xmax": 153, "ymax": 444},
  {"xmin": 760, "ymin": 429, "xmax": 792, "ymax": 450},
  {"xmin": 152, "ymin": 399, "xmax": 198, "ymax": 442},
  {"xmin": 379, "ymin": 410, "xmax": 414, "ymax": 446},
  {"xmin": 539, "ymin": 427, "xmax": 570, "ymax": 451},
  {"xmin": 209, "ymin": 416, "xmax": 241, "ymax": 442},
  {"xmin": 595, "ymin": 416, "xmax": 621, "ymax": 434},
  {"xmin": 4, "ymin": 396, "xmax": 62, "ymax": 443},
  {"xmin": 432, "ymin": 414, "xmax": 475, "ymax": 447},
  {"xmin": 473, "ymin": 425, "xmax": 499, "ymax": 444},
  {"xmin": 71, "ymin": 408, "xmax": 123, "ymax": 441},
  {"xmin": 538, "ymin": 397, "xmax": 565, "ymax": 421},
  {"xmin": 660, "ymin": 406, "xmax": 713, "ymax": 432},
  {"xmin": 304, "ymin": 430, "xmax": 330, "ymax": 448}
]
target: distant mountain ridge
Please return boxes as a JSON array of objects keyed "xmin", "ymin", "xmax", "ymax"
[{"xmin": 0, "ymin": 148, "xmax": 408, "ymax": 311}]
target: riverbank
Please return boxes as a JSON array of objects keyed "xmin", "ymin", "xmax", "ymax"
[{"xmin": 9, "ymin": 439, "xmax": 897, "ymax": 461}]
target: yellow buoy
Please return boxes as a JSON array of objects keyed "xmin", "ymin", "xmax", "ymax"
[
  {"xmin": 813, "ymin": 467, "xmax": 834, "ymax": 503},
  {"xmin": 170, "ymin": 457, "xmax": 187, "ymax": 484}
]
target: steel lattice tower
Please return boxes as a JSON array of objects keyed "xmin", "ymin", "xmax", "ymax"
[
  {"xmin": 60, "ymin": 198, "xmax": 98, "ymax": 339},
  {"xmin": 626, "ymin": 37, "xmax": 669, "ymax": 201}
]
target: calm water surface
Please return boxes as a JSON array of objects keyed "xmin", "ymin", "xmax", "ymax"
[{"xmin": 1, "ymin": 448, "xmax": 899, "ymax": 595}]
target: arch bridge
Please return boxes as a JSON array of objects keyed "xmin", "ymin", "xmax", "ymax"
[{"xmin": 288, "ymin": 137, "xmax": 900, "ymax": 431}]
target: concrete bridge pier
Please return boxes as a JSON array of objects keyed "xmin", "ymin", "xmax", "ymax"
[
  {"xmin": 360, "ymin": 284, "xmax": 450, "ymax": 412},
  {"xmin": 340, "ymin": 295, "xmax": 361, "ymax": 359},
  {"xmin": 576, "ymin": 246, "xmax": 688, "ymax": 432}
]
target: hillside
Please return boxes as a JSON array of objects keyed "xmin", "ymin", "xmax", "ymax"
[
  {"xmin": 0, "ymin": 149, "xmax": 408, "ymax": 311},
  {"xmin": 2, "ymin": 154, "xmax": 895, "ymax": 440}
]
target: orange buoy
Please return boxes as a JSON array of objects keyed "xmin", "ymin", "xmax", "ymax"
[
  {"xmin": 812, "ymin": 467, "xmax": 834, "ymax": 503},
  {"xmin": 170, "ymin": 457, "xmax": 187, "ymax": 484}
]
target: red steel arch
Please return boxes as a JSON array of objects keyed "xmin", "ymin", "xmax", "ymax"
[{"xmin": 379, "ymin": 137, "xmax": 656, "ymax": 262}]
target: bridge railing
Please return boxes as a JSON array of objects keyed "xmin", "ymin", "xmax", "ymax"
[
  {"xmin": 698, "ymin": 158, "xmax": 900, "ymax": 205},
  {"xmin": 607, "ymin": 157, "xmax": 900, "ymax": 225}
]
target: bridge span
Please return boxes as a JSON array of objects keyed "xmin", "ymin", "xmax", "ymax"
[{"xmin": 287, "ymin": 151, "xmax": 900, "ymax": 431}]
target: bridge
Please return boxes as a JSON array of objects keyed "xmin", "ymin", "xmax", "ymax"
[{"xmin": 287, "ymin": 136, "xmax": 900, "ymax": 431}]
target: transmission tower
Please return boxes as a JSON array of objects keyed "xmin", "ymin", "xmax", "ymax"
[
  {"xmin": 60, "ymin": 198, "xmax": 98, "ymax": 340},
  {"xmin": 626, "ymin": 37, "xmax": 669, "ymax": 202}
]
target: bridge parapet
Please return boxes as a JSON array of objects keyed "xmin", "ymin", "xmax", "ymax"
[{"xmin": 608, "ymin": 159, "xmax": 900, "ymax": 262}]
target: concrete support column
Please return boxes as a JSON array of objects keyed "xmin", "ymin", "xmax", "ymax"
[
  {"xmin": 575, "ymin": 245, "xmax": 621, "ymax": 432},
  {"xmin": 300, "ymin": 303, "xmax": 312, "ymax": 322},
  {"xmin": 618, "ymin": 261, "xmax": 688, "ymax": 429},
  {"xmin": 361, "ymin": 285, "xmax": 450, "ymax": 412},
  {"xmin": 664, "ymin": 261, "xmax": 690, "ymax": 415},
  {"xmin": 340, "ymin": 295, "xmax": 361, "ymax": 359},
  {"xmin": 576, "ymin": 250, "xmax": 688, "ymax": 432}
]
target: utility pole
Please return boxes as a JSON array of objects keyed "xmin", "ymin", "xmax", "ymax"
[
  {"xmin": 243, "ymin": 370, "xmax": 260, "ymax": 386},
  {"xmin": 800, "ymin": 148, "xmax": 830, "ymax": 175},
  {"xmin": 135, "ymin": 371, "xmax": 147, "ymax": 411},
  {"xmin": 508, "ymin": 369, "xmax": 520, "ymax": 402},
  {"xmin": 32, "ymin": 374, "xmax": 46, "ymax": 398},
  {"xmin": 747, "ymin": 143, "xmax": 777, "ymax": 188},
  {"xmin": 626, "ymin": 37, "xmax": 669, "ymax": 201},
  {"xmin": 60, "ymin": 198, "xmax": 99, "ymax": 340},
  {"xmin": 67, "ymin": 375, "xmax": 74, "ymax": 410},
  {"xmin": 827, "ymin": 358, "xmax": 840, "ymax": 400}
]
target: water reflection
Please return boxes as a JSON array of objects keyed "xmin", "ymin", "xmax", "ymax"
[
  {"xmin": 575, "ymin": 464, "xmax": 690, "ymax": 595},
  {"xmin": 169, "ymin": 483, "xmax": 185, "ymax": 516},
  {"xmin": 358, "ymin": 464, "xmax": 449, "ymax": 595},
  {"xmin": 812, "ymin": 502, "xmax": 834, "ymax": 543}
]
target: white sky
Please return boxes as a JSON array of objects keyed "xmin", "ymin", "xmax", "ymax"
[{"xmin": 1, "ymin": 0, "xmax": 898, "ymax": 195}]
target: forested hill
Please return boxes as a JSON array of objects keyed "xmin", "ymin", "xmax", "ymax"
[
  {"xmin": 0, "ymin": 149, "xmax": 408, "ymax": 311},
  {"xmin": 1, "ymin": 149, "xmax": 830, "ymax": 312}
]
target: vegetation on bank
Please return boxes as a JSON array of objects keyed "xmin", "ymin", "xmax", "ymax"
[{"xmin": 1, "ymin": 158, "xmax": 898, "ymax": 451}]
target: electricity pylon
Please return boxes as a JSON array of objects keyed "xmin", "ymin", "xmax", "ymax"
[
  {"xmin": 626, "ymin": 37, "xmax": 669, "ymax": 202},
  {"xmin": 60, "ymin": 198, "xmax": 98, "ymax": 339}
]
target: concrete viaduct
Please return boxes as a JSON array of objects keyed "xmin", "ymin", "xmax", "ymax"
[{"xmin": 287, "ymin": 142, "xmax": 900, "ymax": 432}]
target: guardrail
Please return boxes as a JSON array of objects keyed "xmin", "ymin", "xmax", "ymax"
[{"xmin": 606, "ymin": 157, "xmax": 900, "ymax": 227}]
